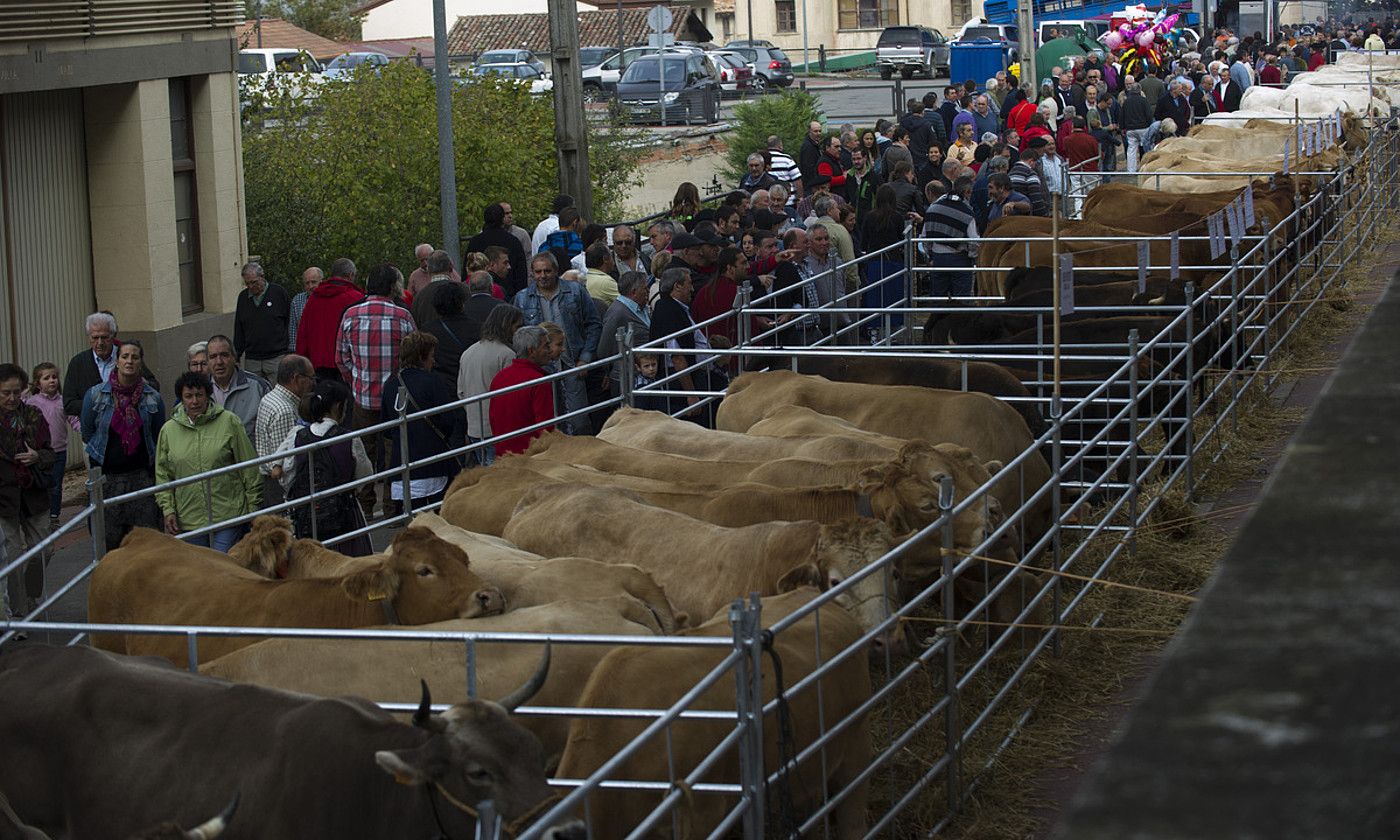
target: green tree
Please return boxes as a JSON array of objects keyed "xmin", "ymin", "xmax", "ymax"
[
  {"xmin": 720, "ymin": 89, "xmax": 825, "ymax": 184},
  {"xmin": 242, "ymin": 62, "xmax": 642, "ymax": 289},
  {"xmin": 258, "ymin": 0, "xmax": 364, "ymax": 42}
]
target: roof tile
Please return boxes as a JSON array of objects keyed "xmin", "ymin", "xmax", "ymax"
[{"xmin": 237, "ymin": 18, "xmax": 347, "ymax": 60}]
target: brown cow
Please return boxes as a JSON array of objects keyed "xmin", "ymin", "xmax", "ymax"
[
  {"xmin": 503, "ymin": 483, "xmax": 902, "ymax": 646},
  {"xmin": 229, "ymin": 514, "xmax": 685, "ymax": 633},
  {"xmin": 0, "ymin": 790, "xmax": 237, "ymax": 840},
  {"xmin": 201, "ymin": 597, "xmax": 664, "ymax": 766},
  {"xmin": 89, "ymin": 527, "xmax": 503, "ymax": 666},
  {"xmin": 598, "ymin": 407, "xmax": 898, "ymax": 463},
  {"xmin": 556, "ymin": 589, "xmax": 871, "ymax": 840}
]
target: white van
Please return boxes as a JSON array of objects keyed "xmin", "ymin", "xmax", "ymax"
[{"xmin": 238, "ymin": 48, "xmax": 325, "ymax": 102}]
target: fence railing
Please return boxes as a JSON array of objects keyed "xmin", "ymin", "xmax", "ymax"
[{"xmin": 2, "ymin": 121, "xmax": 1392, "ymax": 839}]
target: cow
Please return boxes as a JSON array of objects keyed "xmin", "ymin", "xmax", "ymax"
[
  {"xmin": 503, "ymin": 483, "xmax": 903, "ymax": 650},
  {"xmin": 717, "ymin": 371, "xmax": 1052, "ymax": 537},
  {"xmin": 555, "ymin": 589, "xmax": 871, "ymax": 840},
  {"xmin": 0, "ymin": 644, "xmax": 581, "ymax": 840},
  {"xmin": 792, "ymin": 354, "xmax": 1046, "ymax": 436},
  {"xmin": 88, "ymin": 527, "xmax": 504, "ymax": 667},
  {"xmin": 0, "ymin": 792, "xmax": 238, "ymax": 840},
  {"xmin": 228, "ymin": 514, "xmax": 686, "ymax": 633},
  {"xmin": 440, "ymin": 452, "xmax": 993, "ymax": 583},
  {"xmin": 201, "ymin": 597, "xmax": 664, "ymax": 766},
  {"xmin": 599, "ymin": 407, "xmax": 905, "ymax": 463}
]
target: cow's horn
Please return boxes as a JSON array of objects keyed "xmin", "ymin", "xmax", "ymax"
[
  {"xmin": 184, "ymin": 793, "xmax": 239, "ymax": 840},
  {"xmin": 413, "ymin": 679, "xmax": 434, "ymax": 728},
  {"xmin": 499, "ymin": 642, "xmax": 552, "ymax": 713}
]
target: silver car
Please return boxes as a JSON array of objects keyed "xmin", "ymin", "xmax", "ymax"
[{"xmin": 876, "ymin": 25, "xmax": 949, "ymax": 80}]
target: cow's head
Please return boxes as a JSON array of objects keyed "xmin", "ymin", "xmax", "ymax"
[
  {"xmin": 375, "ymin": 648, "xmax": 582, "ymax": 838},
  {"xmin": 227, "ymin": 515, "xmax": 294, "ymax": 578},
  {"xmin": 812, "ymin": 519, "xmax": 901, "ymax": 654},
  {"xmin": 341, "ymin": 529, "xmax": 504, "ymax": 623}
]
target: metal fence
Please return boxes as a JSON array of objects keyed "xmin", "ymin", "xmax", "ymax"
[{"xmin": 1, "ymin": 121, "xmax": 1392, "ymax": 839}]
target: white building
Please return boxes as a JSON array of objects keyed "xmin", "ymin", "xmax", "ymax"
[
  {"xmin": 735, "ymin": 0, "xmax": 982, "ymax": 64},
  {"xmin": 358, "ymin": 0, "xmax": 601, "ymax": 40}
]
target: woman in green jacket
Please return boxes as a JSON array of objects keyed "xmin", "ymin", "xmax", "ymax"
[{"xmin": 155, "ymin": 371, "xmax": 261, "ymax": 552}]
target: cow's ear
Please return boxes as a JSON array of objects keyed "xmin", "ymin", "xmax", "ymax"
[
  {"xmin": 375, "ymin": 743, "xmax": 448, "ymax": 786},
  {"xmin": 777, "ymin": 563, "xmax": 823, "ymax": 592},
  {"xmin": 342, "ymin": 565, "xmax": 401, "ymax": 603},
  {"xmin": 983, "ymin": 460, "xmax": 1004, "ymax": 476},
  {"xmin": 855, "ymin": 465, "xmax": 887, "ymax": 495}
]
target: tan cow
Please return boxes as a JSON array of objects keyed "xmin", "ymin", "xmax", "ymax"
[
  {"xmin": 229, "ymin": 514, "xmax": 686, "ymax": 633},
  {"xmin": 556, "ymin": 589, "xmax": 871, "ymax": 839},
  {"xmin": 89, "ymin": 527, "xmax": 502, "ymax": 667},
  {"xmin": 598, "ymin": 407, "xmax": 897, "ymax": 462},
  {"xmin": 718, "ymin": 372, "xmax": 1052, "ymax": 537},
  {"xmin": 503, "ymin": 483, "xmax": 901, "ymax": 646},
  {"xmin": 200, "ymin": 597, "xmax": 663, "ymax": 766}
]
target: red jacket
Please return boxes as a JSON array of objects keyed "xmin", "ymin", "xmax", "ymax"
[
  {"xmin": 1009, "ymin": 99, "xmax": 1037, "ymax": 135},
  {"xmin": 1063, "ymin": 131, "xmax": 1100, "ymax": 170},
  {"xmin": 295, "ymin": 277, "xmax": 365, "ymax": 370},
  {"xmin": 488, "ymin": 358, "xmax": 554, "ymax": 456},
  {"xmin": 1020, "ymin": 124, "xmax": 1053, "ymax": 152},
  {"xmin": 816, "ymin": 153, "xmax": 846, "ymax": 188},
  {"xmin": 1259, "ymin": 64, "xmax": 1282, "ymax": 85}
]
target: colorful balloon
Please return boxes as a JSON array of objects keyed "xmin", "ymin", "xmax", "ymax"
[
  {"xmin": 1137, "ymin": 30, "xmax": 1155, "ymax": 47},
  {"xmin": 1105, "ymin": 31, "xmax": 1124, "ymax": 49}
]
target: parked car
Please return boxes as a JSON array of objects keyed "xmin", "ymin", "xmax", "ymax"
[
  {"xmin": 476, "ymin": 49, "xmax": 547, "ymax": 77},
  {"xmin": 617, "ymin": 53, "xmax": 720, "ymax": 125},
  {"xmin": 322, "ymin": 51, "xmax": 390, "ymax": 80},
  {"xmin": 582, "ymin": 43, "xmax": 711, "ymax": 100},
  {"xmin": 875, "ymin": 25, "xmax": 950, "ymax": 79},
  {"xmin": 719, "ymin": 44, "xmax": 793, "ymax": 92},
  {"xmin": 579, "ymin": 46, "xmax": 618, "ymax": 69},
  {"xmin": 237, "ymin": 48, "xmax": 325, "ymax": 103},
  {"xmin": 472, "ymin": 62, "xmax": 553, "ymax": 94},
  {"xmin": 724, "ymin": 39, "xmax": 777, "ymax": 48},
  {"xmin": 951, "ymin": 22, "xmax": 1021, "ymax": 65},
  {"xmin": 707, "ymin": 50, "xmax": 754, "ymax": 97}
]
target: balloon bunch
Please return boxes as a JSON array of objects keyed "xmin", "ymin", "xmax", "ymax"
[{"xmin": 1104, "ymin": 8, "xmax": 1185, "ymax": 74}]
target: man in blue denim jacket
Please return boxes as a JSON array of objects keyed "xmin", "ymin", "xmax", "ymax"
[{"xmin": 512, "ymin": 252, "xmax": 602, "ymax": 434}]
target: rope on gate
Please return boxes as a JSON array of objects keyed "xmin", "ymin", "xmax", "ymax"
[
  {"xmin": 760, "ymin": 629, "xmax": 801, "ymax": 840},
  {"xmin": 901, "ymin": 615, "xmax": 1179, "ymax": 637},
  {"xmin": 942, "ymin": 548, "xmax": 1201, "ymax": 603}
]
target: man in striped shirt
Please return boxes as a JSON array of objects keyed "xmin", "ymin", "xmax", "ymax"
[
  {"xmin": 287, "ymin": 266, "xmax": 322, "ymax": 353},
  {"xmin": 254, "ymin": 354, "xmax": 314, "ymax": 508},
  {"xmin": 336, "ymin": 263, "xmax": 415, "ymax": 516},
  {"xmin": 765, "ymin": 135, "xmax": 803, "ymax": 217},
  {"xmin": 921, "ymin": 174, "xmax": 979, "ymax": 298}
]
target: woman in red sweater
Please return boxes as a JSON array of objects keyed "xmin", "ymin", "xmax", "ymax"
[{"xmin": 487, "ymin": 325, "xmax": 556, "ymax": 456}]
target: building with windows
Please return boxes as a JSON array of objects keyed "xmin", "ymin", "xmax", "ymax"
[
  {"xmin": 0, "ymin": 2, "xmax": 247, "ymax": 391},
  {"xmin": 735, "ymin": 0, "xmax": 978, "ymax": 64}
]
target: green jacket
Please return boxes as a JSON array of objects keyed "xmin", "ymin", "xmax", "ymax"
[{"xmin": 154, "ymin": 402, "xmax": 261, "ymax": 529}]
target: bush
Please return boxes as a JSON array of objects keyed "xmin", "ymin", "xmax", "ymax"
[
  {"xmin": 720, "ymin": 88, "xmax": 825, "ymax": 184},
  {"xmin": 242, "ymin": 61, "xmax": 641, "ymax": 289}
]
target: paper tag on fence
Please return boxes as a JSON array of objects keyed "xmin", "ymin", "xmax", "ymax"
[
  {"xmin": 1243, "ymin": 187, "xmax": 1256, "ymax": 228},
  {"xmin": 1226, "ymin": 199, "xmax": 1243, "ymax": 247},
  {"xmin": 1059, "ymin": 254, "xmax": 1075, "ymax": 316},
  {"xmin": 1208, "ymin": 212, "xmax": 1225, "ymax": 258},
  {"xmin": 1170, "ymin": 230, "xmax": 1181, "ymax": 280},
  {"xmin": 1296, "ymin": 123, "xmax": 1305, "ymax": 153},
  {"xmin": 1136, "ymin": 241, "xmax": 1149, "ymax": 293},
  {"xmin": 1335, "ymin": 109, "xmax": 1343, "ymax": 140}
]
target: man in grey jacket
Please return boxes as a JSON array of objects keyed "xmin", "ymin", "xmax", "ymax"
[
  {"xmin": 596, "ymin": 271, "xmax": 652, "ymax": 397},
  {"xmin": 205, "ymin": 334, "xmax": 272, "ymax": 443}
]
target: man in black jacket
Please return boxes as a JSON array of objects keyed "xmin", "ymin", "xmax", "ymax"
[
  {"xmin": 1120, "ymin": 82, "xmax": 1155, "ymax": 171},
  {"xmin": 233, "ymin": 261, "xmax": 291, "ymax": 380},
  {"xmin": 899, "ymin": 102, "xmax": 937, "ymax": 167},
  {"xmin": 465, "ymin": 202, "xmax": 527, "ymax": 295},
  {"xmin": 649, "ymin": 267, "xmax": 725, "ymax": 427},
  {"xmin": 62, "ymin": 311, "xmax": 158, "ymax": 419},
  {"xmin": 1154, "ymin": 79, "xmax": 1192, "ymax": 133},
  {"xmin": 798, "ymin": 120, "xmax": 824, "ymax": 187}
]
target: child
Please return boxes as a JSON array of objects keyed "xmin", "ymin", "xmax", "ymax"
[
  {"xmin": 24, "ymin": 362, "xmax": 77, "ymax": 530},
  {"xmin": 537, "ymin": 322, "xmax": 568, "ymax": 432},
  {"xmin": 631, "ymin": 352, "xmax": 669, "ymax": 414}
]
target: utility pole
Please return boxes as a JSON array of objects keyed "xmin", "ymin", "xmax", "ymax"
[
  {"xmin": 617, "ymin": 0, "xmax": 625, "ymax": 65},
  {"xmin": 1016, "ymin": 0, "xmax": 1035, "ymax": 94},
  {"xmin": 432, "ymin": 0, "xmax": 460, "ymax": 265},
  {"xmin": 549, "ymin": 0, "xmax": 593, "ymax": 220},
  {"xmin": 747, "ymin": 0, "xmax": 754, "ymax": 44}
]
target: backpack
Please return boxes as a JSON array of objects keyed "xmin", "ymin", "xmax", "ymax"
[{"xmin": 286, "ymin": 425, "xmax": 357, "ymax": 539}]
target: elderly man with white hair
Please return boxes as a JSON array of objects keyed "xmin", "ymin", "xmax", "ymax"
[
  {"xmin": 63, "ymin": 312, "xmax": 158, "ymax": 420},
  {"xmin": 406, "ymin": 242, "xmax": 459, "ymax": 296}
]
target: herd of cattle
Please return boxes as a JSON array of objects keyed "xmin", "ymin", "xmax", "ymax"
[{"xmin": 0, "ymin": 91, "xmax": 1372, "ymax": 838}]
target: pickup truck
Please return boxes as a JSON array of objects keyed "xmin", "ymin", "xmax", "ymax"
[{"xmin": 876, "ymin": 26, "xmax": 950, "ymax": 80}]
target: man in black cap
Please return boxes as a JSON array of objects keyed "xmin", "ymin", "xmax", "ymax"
[
  {"xmin": 690, "ymin": 224, "xmax": 726, "ymax": 288},
  {"xmin": 667, "ymin": 231, "xmax": 707, "ymax": 288}
]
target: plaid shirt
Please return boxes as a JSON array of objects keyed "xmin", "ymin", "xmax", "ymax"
[
  {"xmin": 336, "ymin": 296, "xmax": 416, "ymax": 410},
  {"xmin": 254, "ymin": 384, "xmax": 302, "ymax": 474}
]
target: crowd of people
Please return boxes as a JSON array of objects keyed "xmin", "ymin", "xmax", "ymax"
[{"xmin": 2, "ymin": 20, "xmax": 1387, "ymax": 619}]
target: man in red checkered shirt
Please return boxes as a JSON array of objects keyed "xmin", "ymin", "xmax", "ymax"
[{"xmin": 336, "ymin": 262, "xmax": 415, "ymax": 516}]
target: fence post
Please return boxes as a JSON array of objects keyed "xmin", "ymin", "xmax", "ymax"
[
  {"xmin": 1183, "ymin": 281, "xmax": 1196, "ymax": 499},
  {"xmin": 818, "ymin": 44, "xmax": 826, "ymax": 72},
  {"xmin": 618, "ymin": 326, "xmax": 636, "ymax": 408},
  {"xmin": 902, "ymin": 224, "xmax": 916, "ymax": 345},
  {"xmin": 730, "ymin": 594, "xmax": 766, "ymax": 838},
  {"xmin": 474, "ymin": 799, "xmax": 500, "ymax": 840},
  {"xmin": 1126, "ymin": 329, "xmax": 1140, "ymax": 555},
  {"xmin": 736, "ymin": 281, "xmax": 753, "ymax": 348},
  {"xmin": 87, "ymin": 467, "xmax": 106, "ymax": 564},
  {"xmin": 1228, "ymin": 245, "xmax": 1241, "ymax": 433},
  {"xmin": 397, "ymin": 389, "xmax": 413, "ymax": 518},
  {"xmin": 1049, "ymin": 392, "xmax": 1063, "ymax": 658},
  {"xmin": 938, "ymin": 474, "xmax": 962, "ymax": 812}
]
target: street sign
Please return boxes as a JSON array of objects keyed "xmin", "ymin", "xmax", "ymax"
[
  {"xmin": 647, "ymin": 33, "xmax": 675, "ymax": 48},
  {"xmin": 646, "ymin": 4, "xmax": 673, "ymax": 32}
]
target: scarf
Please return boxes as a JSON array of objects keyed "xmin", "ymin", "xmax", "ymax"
[
  {"xmin": 0, "ymin": 406, "xmax": 35, "ymax": 487},
  {"xmin": 108, "ymin": 368, "xmax": 145, "ymax": 457}
]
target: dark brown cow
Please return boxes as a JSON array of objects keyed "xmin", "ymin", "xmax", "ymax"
[{"xmin": 0, "ymin": 644, "xmax": 581, "ymax": 840}]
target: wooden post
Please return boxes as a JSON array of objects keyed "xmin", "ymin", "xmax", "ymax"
[{"xmin": 1051, "ymin": 193, "xmax": 1062, "ymax": 405}]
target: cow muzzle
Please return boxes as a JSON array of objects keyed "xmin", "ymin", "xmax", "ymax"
[{"xmin": 461, "ymin": 587, "xmax": 506, "ymax": 618}]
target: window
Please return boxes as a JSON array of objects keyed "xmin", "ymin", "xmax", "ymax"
[
  {"xmin": 775, "ymin": 0, "xmax": 796, "ymax": 32},
  {"xmin": 169, "ymin": 78, "xmax": 202, "ymax": 315},
  {"xmin": 237, "ymin": 52, "xmax": 267, "ymax": 73},
  {"xmin": 837, "ymin": 0, "xmax": 898, "ymax": 30}
]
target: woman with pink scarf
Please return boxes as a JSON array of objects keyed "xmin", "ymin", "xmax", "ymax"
[{"xmin": 79, "ymin": 341, "xmax": 166, "ymax": 552}]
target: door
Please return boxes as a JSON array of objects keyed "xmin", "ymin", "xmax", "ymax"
[{"xmin": 0, "ymin": 90, "xmax": 94, "ymax": 372}]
